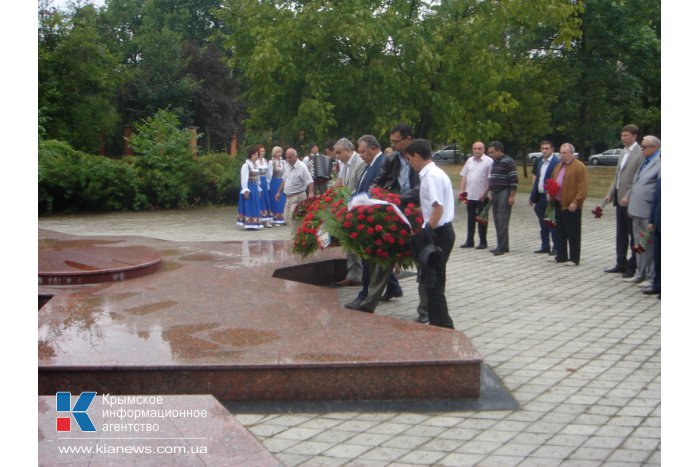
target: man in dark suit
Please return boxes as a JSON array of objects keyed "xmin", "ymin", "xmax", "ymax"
[
  {"xmin": 604, "ymin": 124, "xmax": 644, "ymax": 277},
  {"xmin": 644, "ymin": 177, "xmax": 660, "ymax": 297},
  {"xmin": 346, "ymin": 135, "xmax": 404, "ymax": 313},
  {"xmin": 529, "ymin": 140, "xmax": 560, "ymax": 255}
]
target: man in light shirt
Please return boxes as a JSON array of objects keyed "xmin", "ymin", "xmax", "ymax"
[
  {"xmin": 528, "ymin": 140, "xmax": 560, "ymax": 255},
  {"xmin": 404, "ymin": 139, "xmax": 456, "ymax": 329},
  {"xmin": 603, "ymin": 124, "xmax": 644, "ymax": 277},
  {"xmin": 275, "ymin": 147, "xmax": 314, "ymax": 226},
  {"xmin": 458, "ymin": 141, "xmax": 493, "ymax": 249}
]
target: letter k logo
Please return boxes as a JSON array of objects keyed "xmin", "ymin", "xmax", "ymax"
[{"xmin": 56, "ymin": 392, "xmax": 96, "ymax": 432}]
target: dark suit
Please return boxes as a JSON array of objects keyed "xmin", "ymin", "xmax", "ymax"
[
  {"xmin": 529, "ymin": 155, "xmax": 560, "ymax": 252},
  {"xmin": 355, "ymin": 152, "xmax": 385, "ymax": 195},
  {"xmin": 353, "ymin": 152, "xmax": 403, "ymax": 311},
  {"xmin": 649, "ymin": 177, "xmax": 660, "ymax": 290},
  {"xmin": 374, "ymin": 151, "xmax": 403, "ymax": 192}
]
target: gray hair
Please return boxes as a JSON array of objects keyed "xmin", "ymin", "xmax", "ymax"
[
  {"xmin": 358, "ymin": 134, "xmax": 380, "ymax": 150},
  {"xmin": 560, "ymin": 142, "xmax": 576, "ymax": 154},
  {"xmin": 271, "ymin": 146, "xmax": 283, "ymax": 156},
  {"xmin": 334, "ymin": 138, "xmax": 354, "ymax": 151},
  {"xmin": 285, "ymin": 147, "xmax": 298, "ymax": 157},
  {"xmin": 642, "ymin": 135, "xmax": 661, "ymax": 148}
]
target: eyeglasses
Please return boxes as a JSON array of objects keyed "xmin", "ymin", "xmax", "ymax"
[{"xmin": 390, "ymin": 136, "xmax": 407, "ymax": 144}]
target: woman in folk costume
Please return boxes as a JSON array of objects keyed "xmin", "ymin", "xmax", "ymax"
[
  {"xmin": 267, "ymin": 146, "xmax": 287, "ymax": 225},
  {"xmin": 237, "ymin": 147, "xmax": 263, "ymax": 230},
  {"xmin": 256, "ymin": 144, "xmax": 273, "ymax": 228}
]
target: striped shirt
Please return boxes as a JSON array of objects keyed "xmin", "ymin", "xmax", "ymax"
[{"xmin": 488, "ymin": 156, "xmax": 518, "ymax": 192}]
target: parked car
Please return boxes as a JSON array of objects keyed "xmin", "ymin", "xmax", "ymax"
[
  {"xmin": 527, "ymin": 152, "xmax": 560, "ymax": 163},
  {"xmin": 588, "ymin": 148, "xmax": 624, "ymax": 166},
  {"xmin": 432, "ymin": 144, "xmax": 466, "ymax": 163}
]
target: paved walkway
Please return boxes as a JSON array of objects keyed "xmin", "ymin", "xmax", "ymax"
[{"xmin": 39, "ymin": 196, "xmax": 661, "ymax": 466}]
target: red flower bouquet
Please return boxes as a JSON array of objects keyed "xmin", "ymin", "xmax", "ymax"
[
  {"xmin": 325, "ymin": 188, "xmax": 423, "ymax": 269},
  {"xmin": 291, "ymin": 186, "xmax": 350, "ymax": 257},
  {"xmin": 591, "ymin": 200, "xmax": 609, "ymax": 218},
  {"xmin": 632, "ymin": 229, "xmax": 653, "ymax": 254},
  {"xmin": 475, "ymin": 198, "xmax": 490, "ymax": 225},
  {"xmin": 543, "ymin": 179, "xmax": 560, "ymax": 227}
]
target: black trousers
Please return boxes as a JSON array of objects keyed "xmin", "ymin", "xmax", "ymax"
[
  {"xmin": 426, "ymin": 223, "xmax": 455, "ymax": 329},
  {"xmin": 533, "ymin": 193, "xmax": 558, "ymax": 252},
  {"xmin": 615, "ymin": 204, "xmax": 637, "ymax": 272},
  {"xmin": 554, "ymin": 202, "xmax": 582, "ymax": 264},
  {"xmin": 465, "ymin": 200, "xmax": 487, "ymax": 246}
]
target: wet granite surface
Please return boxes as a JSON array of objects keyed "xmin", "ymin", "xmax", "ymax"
[{"xmin": 39, "ymin": 229, "xmax": 482, "ymax": 400}]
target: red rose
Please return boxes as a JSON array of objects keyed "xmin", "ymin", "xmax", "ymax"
[
  {"xmin": 375, "ymin": 224, "xmax": 383, "ymax": 232},
  {"xmin": 364, "ymin": 247, "xmax": 373, "ymax": 254},
  {"xmin": 345, "ymin": 213, "xmax": 353, "ymax": 220},
  {"xmin": 358, "ymin": 224, "xmax": 365, "ymax": 230},
  {"xmin": 374, "ymin": 239, "xmax": 383, "ymax": 246},
  {"xmin": 367, "ymin": 216, "xmax": 375, "ymax": 223},
  {"xmin": 350, "ymin": 232, "xmax": 359, "ymax": 239},
  {"xmin": 357, "ymin": 214, "xmax": 366, "ymax": 221},
  {"xmin": 399, "ymin": 229, "xmax": 408, "ymax": 236},
  {"xmin": 367, "ymin": 227, "xmax": 375, "ymax": 235},
  {"xmin": 343, "ymin": 221, "xmax": 352, "ymax": 228},
  {"xmin": 398, "ymin": 238, "xmax": 406, "ymax": 246},
  {"xmin": 389, "ymin": 224, "xmax": 398, "ymax": 232}
]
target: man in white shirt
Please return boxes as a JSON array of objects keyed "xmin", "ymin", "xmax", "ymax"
[
  {"xmin": 404, "ymin": 139, "xmax": 456, "ymax": 329},
  {"xmin": 275, "ymin": 147, "xmax": 314, "ymax": 225},
  {"xmin": 458, "ymin": 141, "xmax": 493, "ymax": 249}
]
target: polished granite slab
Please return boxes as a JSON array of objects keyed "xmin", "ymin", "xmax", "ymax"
[
  {"xmin": 39, "ymin": 395, "xmax": 281, "ymax": 466},
  {"xmin": 39, "ymin": 229, "xmax": 482, "ymax": 401},
  {"xmin": 39, "ymin": 238, "xmax": 162, "ymax": 285}
]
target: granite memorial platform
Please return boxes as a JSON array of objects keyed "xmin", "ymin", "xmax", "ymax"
[{"xmin": 39, "ymin": 229, "xmax": 482, "ymax": 401}]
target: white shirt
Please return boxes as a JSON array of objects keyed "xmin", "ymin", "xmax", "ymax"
[
  {"xmin": 616, "ymin": 142, "xmax": 639, "ymax": 190},
  {"xmin": 459, "ymin": 155, "xmax": 493, "ymax": 200},
  {"xmin": 537, "ymin": 155, "xmax": 553, "ymax": 193},
  {"xmin": 282, "ymin": 160, "xmax": 313, "ymax": 195},
  {"xmin": 419, "ymin": 162, "xmax": 455, "ymax": 228}
]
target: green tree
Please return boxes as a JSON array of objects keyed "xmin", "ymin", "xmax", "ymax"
[
  {"xmin": 129, "ymin": 109, "xmax": 196, "ymax": 208},
  {"xmin": 39, "ymin": 3, "xmax": 125, "ymax": 153}
]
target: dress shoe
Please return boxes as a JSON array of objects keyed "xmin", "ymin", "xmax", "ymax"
[
  {"xmin": 534, "ymin": 248, "xmax": 550, "ymax": 254},
  {"xmin": 637, "ymin": 280, "xmax": 653, "ymax": 288},
  {"xmin": 336, "ymin": 278, "xmax": 361, "ymax": 287},
  {"xmin": 605, "ymin": 265, "xmax": 625, "ymax": 273},
  {"xmin": 549, "ymin": 250, "xmax": 557, "ymax": 256},
  {"xmin": 416, "ymin": 312, "xmax": 429, "ymax": 323},
  {"xmin": 459, "ymin": 243, "xmax": 472, "ymax": 248},
  {"xmin": 492, "ymin": 250, "xmax": 504, "ymax": 256},
  {"xmin": 642, "ymin": 287, "xmax": 661, "ymax": 295},
  {"xmin": 381, "ymin": 289, "xmax": 404, "ymax": 301},
  {"xmin": 564, "ymin": 261, "xmax": 578, "ymax": 266},
  {"xmin": 621, "ymin": 270, "xmax": 635, "ymax": 278},
  {"xmin": 345, "ymin": 303, "xmax": 374, "ymax": 313},
  {"xmin": 475, "ymin": 244, "xmax": 488, "ymax": 250},
  {"xmin": 623, "ymin": 276, "xmax": 644, "ymax": 283},
  {"xmin": 344, "ymin": 298, "xmax": 363, "ymax": 309}
]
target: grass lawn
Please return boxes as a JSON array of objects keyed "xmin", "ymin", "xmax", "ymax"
[{"xmin": 440, "ymin": 160, "xmax": 615, "ymax": 199}]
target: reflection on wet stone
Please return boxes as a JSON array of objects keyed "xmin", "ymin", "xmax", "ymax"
[
  {"xmin": 39, "ymin": 230, "xmax": 482, "ymax": 400},
  {"xmin": 209, "ymin": 328, "xmax": 280, "ymax": 347},
  {"xmin": 125, "ymin": 300, "xmax": 178, "ymax": 315}
]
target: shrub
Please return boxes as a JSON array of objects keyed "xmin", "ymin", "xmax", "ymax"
[
  {"xmin": 39, "ymin": 140, "xmax": 147, "ymax": 213},
  {"xmin": 189, "ymin": 152, "xmax": 242, "ymax": 205}
]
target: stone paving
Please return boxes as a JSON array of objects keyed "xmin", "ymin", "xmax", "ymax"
[{"xmin": 39, "ymin": 195, "xmax": 661, "ymax": 466}]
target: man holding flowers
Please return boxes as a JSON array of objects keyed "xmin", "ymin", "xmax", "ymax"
[
  {"xmin": 404, "ymin": 139, "xmax": 456, "ymax": 329},
  {"xmin": 548, "ymin": 143, "xmax": 588, "ymax": 266}
]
